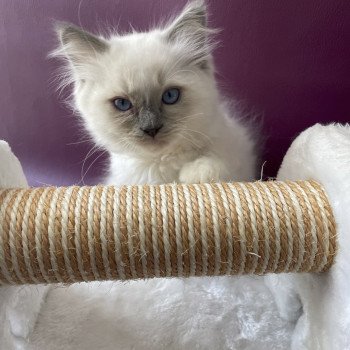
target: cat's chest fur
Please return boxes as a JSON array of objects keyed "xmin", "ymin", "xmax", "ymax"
[{"xmin": 106, "ymin": 148, "xmax": 199, "ymax": 185}]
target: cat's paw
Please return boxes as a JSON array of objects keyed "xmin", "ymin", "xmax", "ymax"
[{"xmin": 179, "ymin": 157, "xmax": 223, "ymax": 184}]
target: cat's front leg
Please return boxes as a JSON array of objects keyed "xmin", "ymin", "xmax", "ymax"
[{"xmin": 179, "ymin": 156, "xmax": 226, "ymax": 184}]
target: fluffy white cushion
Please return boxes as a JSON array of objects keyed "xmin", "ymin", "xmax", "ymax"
[
  {"xmin": 267, "ymin": 123, "xmax": 350, "ymax": 349},
  {"xmin": 1, "ymin": 123, "xmax": 349, "ymax": 349},
  {"xmin": 0, "ymin": 141, "xmax": 49, "ymax": 350}
]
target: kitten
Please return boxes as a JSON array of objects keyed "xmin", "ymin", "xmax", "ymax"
[{"xmin": 52, "ymin": 0, "xmax": 257, "ymax": 185}]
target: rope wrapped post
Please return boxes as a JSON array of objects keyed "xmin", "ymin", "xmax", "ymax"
[{"xmin": 0, "ymin": 181, "xmax": 337, "ymax": 285}]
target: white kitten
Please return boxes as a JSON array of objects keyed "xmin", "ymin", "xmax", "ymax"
[{"xmin": 52, "ymin": 0, "xmax": 257, "ymax": 185}]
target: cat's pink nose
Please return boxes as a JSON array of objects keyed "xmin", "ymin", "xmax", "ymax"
[{"xmin": 142, "ymin": 125, "xmax": 163, "ymax": 138}]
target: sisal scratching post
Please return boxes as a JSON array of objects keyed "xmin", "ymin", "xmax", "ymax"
[{"xmin": 0, "ymin": 181, "xmax": 336, "ymax": 285}]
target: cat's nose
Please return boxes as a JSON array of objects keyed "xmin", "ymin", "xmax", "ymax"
[{"xmin": 142, "ymin": 125, "xmax": 163, "ymax": 138}]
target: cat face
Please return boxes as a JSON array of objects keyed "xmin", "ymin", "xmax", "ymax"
[{"xmin": 52, "ymin": 0, "xmax": 219, "ymax": 155}]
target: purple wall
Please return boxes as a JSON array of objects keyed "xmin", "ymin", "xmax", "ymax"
[{"xmin": 0, "ymin": 1, "xmax": 349, "ymax": 186}]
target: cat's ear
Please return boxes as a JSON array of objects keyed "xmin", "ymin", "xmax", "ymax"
[
  {"xmin": 166, "ymin": 0, "xmax": 207, "ymax": 41},
  {"xmin": 164, "ymin": 0, "xmax": 216, "ymax": 69},
  {"xmin": 54, "ymin": 22, "xmax": 108, "ymax": 64}
]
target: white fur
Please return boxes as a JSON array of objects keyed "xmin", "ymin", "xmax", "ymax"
[
  {"xmin": 106, "ymin": 108, "xmax": 256, "ymax": 185},
  {"xmin": 28, "ymin": 277, "xmax": 294, "ymax": 350},
  {"xmin": 266, "ymin": 123, "xmax": 350, "ymax": 349},
  {"xmin": 0, "ymin": 141, "xmax": 28, "ymax": 189},
  {"xmin": 52, "ymin": 0, "xmax": 257, "ymax": 185},
  {"xmin": 0, "ymin": 141, "xmax": 49, "ymax": 350}
]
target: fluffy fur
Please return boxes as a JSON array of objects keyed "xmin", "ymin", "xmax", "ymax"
[
  {"xmin": 51, "ymin": 0, "xmax": 257, "ymax": 185},
  {"xmin": 266, "ymin": 123, "xmax": 350, "ymax": 349},
  {"xmin": 0, "ymin": 141, "xmax": 49, "ymax": 350}
]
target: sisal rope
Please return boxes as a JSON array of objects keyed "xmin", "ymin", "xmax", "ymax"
[{"xmin": 0, "ymin": 180, "xmax": 337, "ymax": 285}]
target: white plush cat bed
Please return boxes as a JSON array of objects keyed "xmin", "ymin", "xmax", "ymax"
[{"xmin": 1, "ymin": 123, "xmax": 349, "ymax": 350}]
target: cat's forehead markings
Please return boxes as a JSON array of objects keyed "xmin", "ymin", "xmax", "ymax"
[
  {"xmin": 121, "ymin": 69, "xmax": 165, "ymax": 97},
  {"xmin": 127, "ymin": 89, "xmax": 158, "ymax": 108}
]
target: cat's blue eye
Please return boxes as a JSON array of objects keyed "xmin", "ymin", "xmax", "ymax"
[
  {"xmin": 162, "ymin": 88, "xmax": 180, "ymax": 105},
  {"xmin": 113, "ymin": 98, "xmax": 132, "ymax": 111}
]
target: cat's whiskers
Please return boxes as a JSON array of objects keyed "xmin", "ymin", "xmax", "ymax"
[
  {"xmin": 80, "ymin": 145, "xmax": 99, "ymax": 165},
  {"xmin": 173, "ymin": 121, "xmax": 212, "ymax": 146},
  {"xmin": 115, "ymin": 118, "xmax": 133, "ymax": 127},
  {"xmin": 182, "ymin": 128, "xmax": 213, "ymax": 145},
  {"xmin": 79, "ymin": 149, "xmax": 108, "ymax": 185},
  {"xmin": 116, "ymin": 135, "xmax": 138, "ymax": 153},
  {"xmin": 79, "ymin": 144, "xmax": 104, "ymax": 184},
  {"xmin": 178, "ymin": 131, "xmax": 203, "ymax": 150},
  {"xmin": 176, "ymin": 112, "xmax": 204, "ymax": 123},
  {"xmin": 66, "ymin": 137, "xmax": 93, "ymax": 146}
]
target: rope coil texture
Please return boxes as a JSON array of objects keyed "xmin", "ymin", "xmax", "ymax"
[{"xmin": 0, "ymin": 180, "xmax": 337, "ymax": 285}]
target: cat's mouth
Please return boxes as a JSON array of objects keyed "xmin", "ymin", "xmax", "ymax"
[
  {"xmin": 137, "ymin": 131, "xmax": 171, "ymax": 150},
  {"xmin": 140, "ymin": 135, "xmax": 167, "ymax": 146}
]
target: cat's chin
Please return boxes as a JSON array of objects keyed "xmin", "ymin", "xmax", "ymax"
[
  {"xmin": 109, "ymin": 137, "xmax": 173, "ymax": 156},
  {"xmin": 136, "ymin": 133, "xmax": 169, "ymax": 145},
  {"xmin": 137, "ymin": 137, "xmax": 171, "ymax": 153}
]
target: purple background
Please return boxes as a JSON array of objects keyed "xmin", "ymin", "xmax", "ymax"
[{"xmin": 0, "ymin": 0, "xmax": 349, "ymax": 186}]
